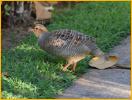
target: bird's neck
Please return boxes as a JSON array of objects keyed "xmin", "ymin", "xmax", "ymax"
[{"xmin": 38, "ymin": 32, "xmax": 49, "ymax": 38}]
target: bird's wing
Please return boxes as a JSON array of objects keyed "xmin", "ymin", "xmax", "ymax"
[
  {"xmin": 49, "ymin": 29, "xmax": 96, "ymax": 48},
  {"xmin": 45, "ymin": 29, "xmax": 96, "ymax": 56},
  {"xmin": 48, "ymin": 29, "xmax": 74, "ymax": 48}
]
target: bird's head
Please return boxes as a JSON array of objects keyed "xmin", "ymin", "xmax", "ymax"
[{"xmin": 28, "ymin": 24, "xmax": 48, "ymax": 37}]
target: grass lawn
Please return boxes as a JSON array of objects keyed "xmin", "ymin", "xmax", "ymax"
[{"xmin": 2, "ymin": 2, "xmax": 130, "ymax": 98}]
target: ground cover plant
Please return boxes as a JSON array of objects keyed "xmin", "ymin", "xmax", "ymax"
[{"xmin": 2, "ymin": 2, "xmax": 130, "ymax": 98}]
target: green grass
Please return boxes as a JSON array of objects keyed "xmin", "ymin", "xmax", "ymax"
[{"xmin": 2, "ymin": 2, "xmax": 130, "ymax": 98}]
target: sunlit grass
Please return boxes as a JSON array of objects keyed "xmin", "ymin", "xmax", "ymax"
[{"xmin": 2, "ymin": 2, "xmax": 130, "ymax": 98}]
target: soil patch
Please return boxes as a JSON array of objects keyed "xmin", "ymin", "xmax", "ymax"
[{"xmin": 2, "ymin": 26, "xmax": 31, "ymax": 50}]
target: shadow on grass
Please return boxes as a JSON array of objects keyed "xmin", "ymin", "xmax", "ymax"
[
  {"xmin": 2, "ymin": 41, "xmax": 90, "ymax": 98},
  {"xmin": 2, "ymin": 2, "xmax": 130, "ymax": 98}
]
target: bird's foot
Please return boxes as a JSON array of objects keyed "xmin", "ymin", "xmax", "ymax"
[{"xmin": 62, "ymin": 67, "xmax": 67, "ymax": 72}]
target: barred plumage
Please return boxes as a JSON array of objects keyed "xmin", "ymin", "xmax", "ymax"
[
  {"xmin": 39, "ymin": 29, "xmax": 97, "ymax": 57},
  {"xmin": 30, "ymin": 24, "xmax": 104, "ymax": 71}
]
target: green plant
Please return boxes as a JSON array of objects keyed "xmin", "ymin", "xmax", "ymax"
[
  {"xmin": 2, "ymin": 2, "xmax": 130, "ymax": 98},
  {"xmin": 4, "ymin": 4, "xmax": 11, "ymax": 16}
]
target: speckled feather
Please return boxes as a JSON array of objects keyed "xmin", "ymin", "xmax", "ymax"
[
  {"xmin": 31, "ymin": 24, "xmax": 111, "ymax": 71},
  {"xmin": 38, "ymin": 29, "xmax": 100, "ymax": 59}
]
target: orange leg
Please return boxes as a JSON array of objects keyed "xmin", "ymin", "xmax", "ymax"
[
  {"xmin": 72, "ymin": 63, "xmax": 77, "ymax": 71},
  {"xmin": 62, "ymin": 63, "xmax": 71, "ymax": 72}
]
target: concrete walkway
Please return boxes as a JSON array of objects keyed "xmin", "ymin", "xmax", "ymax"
[
  {"xmin": 110, "ymin": 36, "xmax": 130, "ymax": 68},
  {"xmin": 58, "ymin": 36, "xmax": 130, "ymax": 98}
]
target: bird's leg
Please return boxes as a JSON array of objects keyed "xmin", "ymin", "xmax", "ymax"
[
  {"xmin": 72, "ymin": 62, "xmax": 77, "ymax": 71},
  {"xmin": 62, "ymin": 63, "xmax": 71, "ymax": 72}
]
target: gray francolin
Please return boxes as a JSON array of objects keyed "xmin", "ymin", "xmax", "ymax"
[{"xmin": 29, "ymin": 24, "xmax": 118, "ymax": 71}]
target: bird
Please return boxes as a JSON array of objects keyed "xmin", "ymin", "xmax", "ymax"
[{"xmin": 29, "ymin": 24, "xmax": 108, "ymax": 71}]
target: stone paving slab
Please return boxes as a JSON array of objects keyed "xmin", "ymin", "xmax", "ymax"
[
  {"xmin": 58, "ymin": 69, "xmax": 130, "ymax": 98},
  {"xmin": 109, "ymin": 36, "xmax": 130, "ymax": 68},
  {"xmin": 58, "ymin": 36, "xmax": 130, "ymax": 98}
]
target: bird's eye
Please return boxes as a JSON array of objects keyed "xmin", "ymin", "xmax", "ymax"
[{"xmin": 35, "ymin": 27, "xmax": 38, "ymax": 30}]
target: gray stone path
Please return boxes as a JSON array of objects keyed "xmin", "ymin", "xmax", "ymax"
[
  {"xmin": 109, "ymin": 36, "xmax": 130, "ymax": 68},
  {"xmin": 58, "ymin": 36, "xmax": 130, "ymax": 98},
  {"xmin": 58, "ymin": 69, "xmax": 130, "ymax": 98}
]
